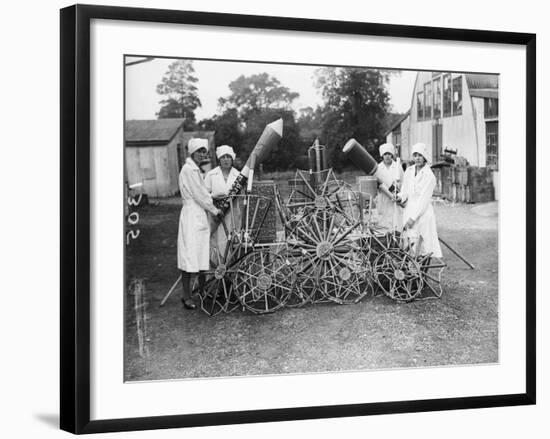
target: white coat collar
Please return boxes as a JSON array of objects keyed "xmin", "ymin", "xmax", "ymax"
[
  {"xmin": 211, "ymin": 166, "xmax": 238, "ymax": 176},
  {"xmin": 185, "ymin": 157, "xmax": 200, "ymax": 171},
  {"xmin": 411, "ymin": 163, "xmax": 430, "ymax": 177},
  {"xmin": 381, "ymin": 160, "xmax": 398, "ymax": 170}
]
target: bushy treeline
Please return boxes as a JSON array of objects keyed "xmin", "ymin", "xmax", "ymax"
[{"xmin": 157, "ymin": 60, "xmax": 402, "ymax": 171}]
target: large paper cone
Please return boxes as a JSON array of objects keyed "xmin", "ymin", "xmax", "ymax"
[
  {"xmin": 244, "ymin": 118, "xmax": 283, "ymax": 171},
  {"xmin": 342, "ymin": 138, "xmax": 394, "ymax": 188},
  {"xmin": 214, "ymin": 118, "xmax": 283, "ymax": 214}
]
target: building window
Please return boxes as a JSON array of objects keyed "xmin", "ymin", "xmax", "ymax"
[
  {"xmin": 424, "ymin": 82, "xmax": 432, "ymax": 120},
  {"xmin": 484, "ymin": 98, "xmax": 498, "ymax": 119},
  {"xmin": 417, "ymin": 91, "xmax": 424, "ymax": 120},
  {"xmin": 486, "ymin": 121, "xmax": 498, "ymax": 170},
  {"xmin": 443, "ymin": 74, "xmax": 452, "ymax": 117},
  {"xmin": 452, "ymin": 76, "xmax": 463, "ymax": 115},
  {"xmin": 433, "ymin": 77, "xmax": 442, "ymax": 119}
]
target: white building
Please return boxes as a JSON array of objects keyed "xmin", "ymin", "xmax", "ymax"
[{"xmin": 386, "ymin": 72, "xmax": 498, "ymax": 169}]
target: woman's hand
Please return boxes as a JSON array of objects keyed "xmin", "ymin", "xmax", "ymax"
[{"xmin": 404, "ymin": 218, "xmax": 415, "ymax": 229}]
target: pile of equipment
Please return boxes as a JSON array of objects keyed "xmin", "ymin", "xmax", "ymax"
[{"xmin": 190, "ymin": 124, "xmax": 446, "ymax": 316}]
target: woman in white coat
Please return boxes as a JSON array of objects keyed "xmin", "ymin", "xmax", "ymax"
[
  {"xmin": 376, "ymin": 142, "xmax": 403, "ymax": 230},
  {"xmin": 398, "ymin": 142, "xmax": 442, "ymax": 258},
  {"xmin": 178, "ymin": 138, "xmax": 222, "ymax": 310},
  {"xmin": 204, "ymin": 145, "xmax": 240, "ymax": 262}
]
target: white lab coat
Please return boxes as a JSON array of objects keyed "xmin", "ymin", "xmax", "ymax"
[
  {"xmin": 376, "ymin": 160, "xmax": 403, "ymax": 230},
  {"xmin": 204, "ymin": 166, "xmax": 240, "ymax": 262},
  {"xmin": 177, "ymin": 158, "xmax": 218, "ymax": 272},
  {"xmin": 399, "ymin": 164, "xmax": 442, "ymax": 258}
]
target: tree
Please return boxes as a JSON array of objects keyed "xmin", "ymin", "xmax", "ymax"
[
  {"xmin": 197, "ymin": 108, "xmax": 243, "ymax": 156},
  {"xmin": 156, "ymin": 60, "xmax": 201, "ymax": 130},
  {"xmin": 296, "ymin": 106, "xmax": 324, "ymax": 144},
  {"xmin": 219, "ymin": 73, "xmax": 299, "ymax": 119},
  {"xmin": 208, "ymin": 73, "xmax": 304, "ymax": 171},
  {"xmin": 314, "ymin": 67, "xmax": 395, "ymax": 170}
]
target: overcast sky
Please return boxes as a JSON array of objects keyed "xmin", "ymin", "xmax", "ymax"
[{"xmin": 125, "ymin": 57, "xmax": 416, "ymax": 121}]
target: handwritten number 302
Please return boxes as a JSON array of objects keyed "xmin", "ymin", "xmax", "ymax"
[{"xmin": 126, "ymin": 193, "xmax": 142, "ymax": 244}]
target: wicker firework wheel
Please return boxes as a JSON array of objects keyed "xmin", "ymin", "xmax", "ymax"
[
  {"xmin": 233, "ymin": 249, "xmax": 293, "ymax": 314},
  {"xmin": 277, "ymin": 249, "xmax": 318, "ymax": 307},
  {"xmin": 286, "ymin": 207, "xmax": 369, "ymax": 304},
  {"xmin": 196, "ymin": 194, "xmax": 271, "ymax": 316},
  {"xmin": 373, "ymin": 248, "xmax": 424, "ymax": 302},
  {"xmin": 286, "ymin": 169, "xmax": 361, "ymax": 221},
  {"xmin": 416, "ymin": 254, "xmax": 447, "ymax": 299},
  {"xmin": 197, "ymin": 235, "xmax": 250, "ymax": 316}
]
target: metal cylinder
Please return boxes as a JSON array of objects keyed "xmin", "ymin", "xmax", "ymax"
[
  {"xmin": 307, "ymin": 144, "xmax": 327, "ymax": 173},
  {"xmin": 342, "ymin": 139, "xmax": 378, "ymax": 175},
  {"xmin": 357, "ymin": 176, "xmax": 378, "ymax": 200},
  {"xmin": 342, "ymin": 138, "xmax": 393, "ymax": 188}
]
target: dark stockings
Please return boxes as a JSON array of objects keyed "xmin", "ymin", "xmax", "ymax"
[
  {"xmin": 181, "ymin": 271, "xmax": 192, "ymax": 302},
  {"xmin": 181, "ymin": 271, "xmax": 206, "ymax": 302}
]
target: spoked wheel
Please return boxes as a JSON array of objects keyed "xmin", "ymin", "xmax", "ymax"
[
  {"xmin": 279, "ymin": 250, "xmax": 317, "ymax": 308},
  {"xmin": 286, "ymin": 169, "xmax": 359, "ymax": 220},
  {"xmin": 233, "ymin": 249, "xmax": 293, "ymax": 314},
  {"xmin": 197, "ymin": 264, "xmax": 238, "ymax": 316},
  {"xmin": 196, "ymin": 234, "xmax": 250, "ymax": 316},
  {"xmin": 416, "ymin": 254, "xmax": 446, "ymax": 299},
  {"xmin": 363, "ymin": 230, "xmax": 402, "ymax": 298},
  {"xmin": 286, "ymin": 207, "xmax": 367, "ymax": 304},
  {"xmin": 374, "ymin": 248, "xmax": 424, "ymax": 302},
  {"xmin": 313, "ymin": 246, "xmax": 371, "ymax": 304}
]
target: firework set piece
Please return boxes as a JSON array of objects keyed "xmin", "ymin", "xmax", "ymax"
[
  {"xmin": 213, "ymin": 118, "xmax": 283, "ymax": 216},
  {"xmin": 195, "ymin": 194, "xmax": 273, "ymax": 316},
  {"xmin": 173, "ymin": 122, "xmax": 446, "ymax": 315}
]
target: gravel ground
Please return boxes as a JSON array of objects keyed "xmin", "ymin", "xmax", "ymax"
[{"xmin": 124, "ymin": 199, "xmax": 498, "ymax": 381}]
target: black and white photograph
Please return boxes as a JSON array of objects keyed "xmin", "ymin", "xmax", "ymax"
[
  {"xmin": 124, "ymin": 56, "xmax": 500, "ymax": 381},
  {"xmin": 1, "ymin": 0, "xmax": 544, "ymax": 436}
]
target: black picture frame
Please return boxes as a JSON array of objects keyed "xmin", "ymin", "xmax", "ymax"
[{"xmin": 60, "ymin": 4, "xmax": 536, "ymax": 434}]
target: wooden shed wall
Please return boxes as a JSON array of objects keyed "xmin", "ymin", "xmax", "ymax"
[{"xmin": 125, "ymin": 143, "xmax": 179, "ymax": 197}]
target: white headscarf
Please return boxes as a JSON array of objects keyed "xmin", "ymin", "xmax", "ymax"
[
  {"xmin": 188, "ymin": 138, "xmax": 208, "ymax": 156},
  {"xmin": 379, "ymin": 143, "xmax": 395, "ymax": 157},
  {"xmin": 411, "ymin": 142, "xmax": 431, "ymax": 164},
  {"xmin": 216, "ymin": 145, "xmax": 236, "ymax": 160}
]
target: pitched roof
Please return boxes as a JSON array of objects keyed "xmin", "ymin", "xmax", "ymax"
[
  {"xmin": 465, "ymin": 74, "xmax": 499, "ymax": 91},
  {"xmin": 125, "ymin": 119, "xmax": 184, "ymax": 145},
  {"xmin": 384, "ymin": 110, "xmax": 410, "ymax": 137}
]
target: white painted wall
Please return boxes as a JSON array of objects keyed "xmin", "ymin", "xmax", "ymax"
[{"xmin": 409, "ymin": 73, "xmax": 482, "ymax": 165}]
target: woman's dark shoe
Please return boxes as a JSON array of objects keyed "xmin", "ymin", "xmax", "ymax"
[{"xmin": 181, "ymin": 298, "xmax": 197, "ymax": 310}]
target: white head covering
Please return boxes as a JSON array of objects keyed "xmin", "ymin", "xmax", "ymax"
[
  {"xmin": 216, "ymin": 145, "xmax": 236, "ymax": 160},
  {"xmin": 379, "ymin": 143, "xmax": 395, "ymax": 157},
  {"xmin": 188, "ymin": 138, "xmax": 208, "ymax": 156},
  {"xmin": 411, "ymin": 142, "xmax": 431, "ymax": 164}
]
